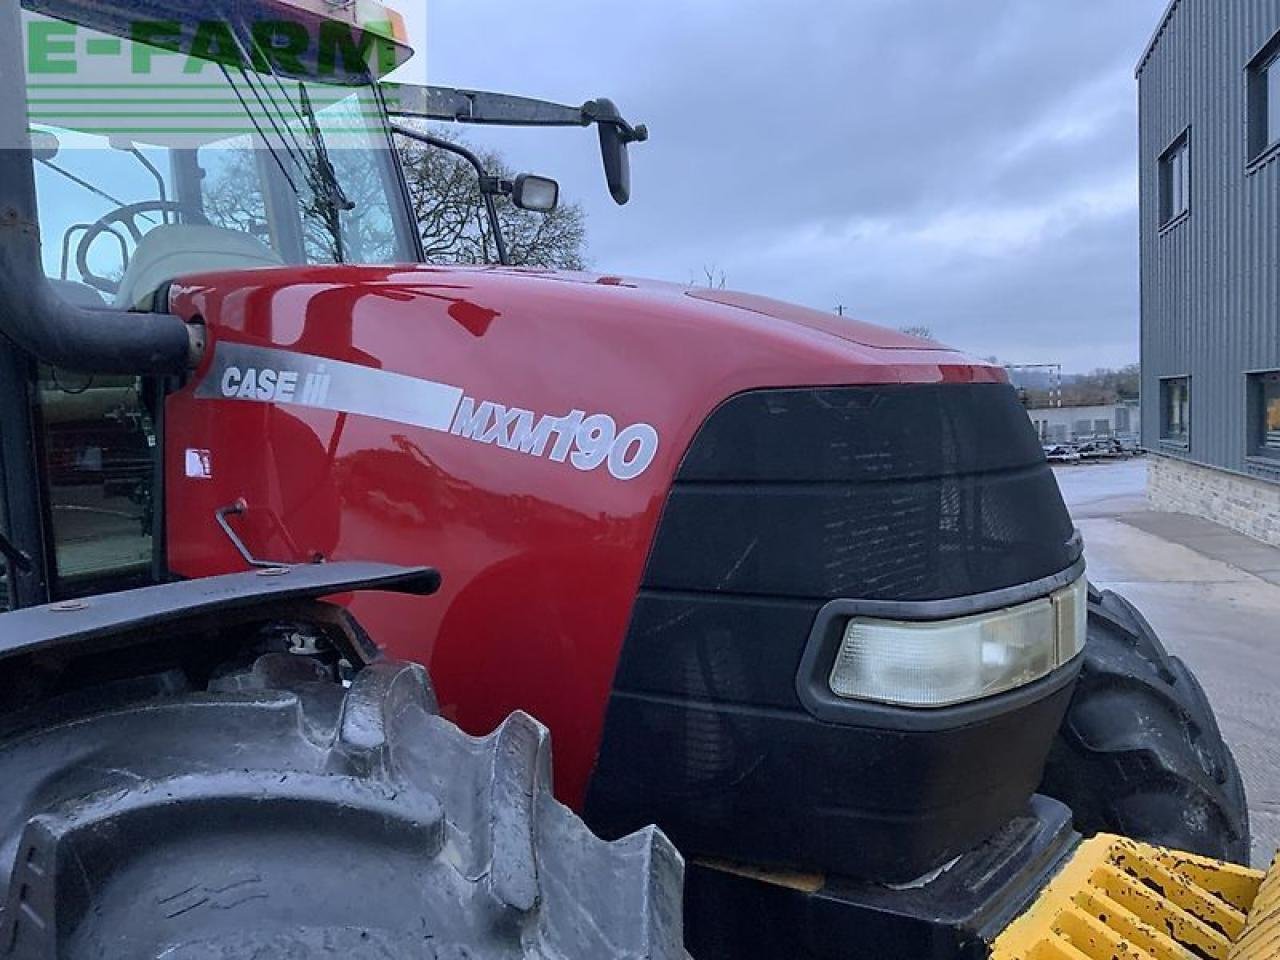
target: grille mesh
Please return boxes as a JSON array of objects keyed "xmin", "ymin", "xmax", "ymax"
[{"xmin": 650, "ymin": 384, "xmax": 1079, "ymax": 602}]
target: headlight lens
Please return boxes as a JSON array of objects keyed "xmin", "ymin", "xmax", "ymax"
[
  {"xmin": 1053, "ymin": 576, "xmax": 1088, "ymax": 664},
  {"xmin": 828, "ymin": 577, "xmax": 1088, "ymax": 708}
]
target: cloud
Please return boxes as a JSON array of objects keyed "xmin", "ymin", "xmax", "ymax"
[{"xmin": 422, "ymin": 1, "xmax": 1165, "ymax": 372}]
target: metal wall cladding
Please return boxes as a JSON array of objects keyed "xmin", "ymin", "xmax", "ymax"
[{"xmin": 1138, "ymin": 0, "xmax": 1280, "ymax": 484}]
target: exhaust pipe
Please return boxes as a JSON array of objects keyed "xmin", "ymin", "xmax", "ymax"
[{"xmin": 0, "ymin": 0, "xmax": 196, "ymax": 375}]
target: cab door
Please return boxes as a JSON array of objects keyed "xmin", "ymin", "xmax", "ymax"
[
  {"xmin": 0, "ymin": 334, "xmax": 161, "ymax": 609},
  {"xmin": 0, "ymin": 342, "xmax": 46, "ymax": 610},
  {"xmin": 32, "ymin": 368, "xmax": 160, "ymax": 600}
]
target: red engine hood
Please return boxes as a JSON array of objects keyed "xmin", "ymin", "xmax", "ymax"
[
  {"xmin": 172, "ymin": 262, "xmax": 994, "ymax": 377},
  {"xmin": 163, "ymin": 263, "xmax": 1004, "ymax": 807}
]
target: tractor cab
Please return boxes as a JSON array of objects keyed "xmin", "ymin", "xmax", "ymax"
[
  {"xmin": 25, "ymin": 6, "xmax": 420, "ymax": 309},
  {"xmin": 0, "ymin": 0, "xmax": 643, "ymax": 611},
  {"xmin": 2, "ymin": 0, "xmax": 418, "ymax": 608}
]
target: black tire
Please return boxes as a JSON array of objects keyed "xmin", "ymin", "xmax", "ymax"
[
  {"xmin": 0, "ymin": 654, "xmax": 685, "ymax": 959},
  {"xmin": 1040, "ymin": 587, "xmax": 1250, "ymax": 863}
]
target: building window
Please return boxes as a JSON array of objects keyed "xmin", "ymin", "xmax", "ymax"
[
  {"xmin": 1160, "ymin": 376, "xmax": 1190, "ymax": 444},
  {"xmin": 1159, "ymin": 132, "xmax": 1190, "ymax": 225},
  {"xmin": 1247, "ymin": 32, "xmax": 1280, "ymax": 161},
  {"xmin": 1249, "ymin": 371, "xmax": 1280, "ymax": 458}
]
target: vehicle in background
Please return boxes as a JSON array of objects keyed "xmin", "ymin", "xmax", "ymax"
[{"xmin": 1044, "ymin": 443, "xmax": 1083, "ymax": 463}]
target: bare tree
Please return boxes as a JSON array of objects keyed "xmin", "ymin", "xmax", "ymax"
[
  {"xmin": 1020, "ymin": 364, "xmax": 1140, "ymax": 407},
  {"xmin": 690, "ymin": 264, "xmax": 726, "ymax": 288},
  {"xmin": 200, "ymin": 144, "xmax": 401, "ymax": 265},
  {"xmin": 396, "ymin": 127, "xmax": 588, "ymax": 270},
  {"xmin": 199, "ymin": 129, "xmax": 589, "ymax": 269},
  {"xmin": 201, "ymin": 147, "xmax": 269, "ymax": 237}
]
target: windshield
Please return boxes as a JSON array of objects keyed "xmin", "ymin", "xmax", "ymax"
[{"xmin": 24, "ymin": 9, "xmax": 419, "ymax": 307}]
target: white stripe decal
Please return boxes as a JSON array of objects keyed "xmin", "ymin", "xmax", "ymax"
[
  {"xmin": 195, "ymin": 342, "xmax": 464, "ymax": 432},
  {"xmin": 193, "ymin": 341, "xmax": 661, "ymax": 481}
]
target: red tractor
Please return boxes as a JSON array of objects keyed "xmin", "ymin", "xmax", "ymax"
[{"xmin": 0, "ymin": 1, "xmax": 1254, "ymax": 957}]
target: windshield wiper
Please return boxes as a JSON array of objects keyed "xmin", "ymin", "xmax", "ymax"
[
  {"xmin": 220, "ymin": 17, "xmax": 355, "ymax": 262},
  {"xmin": 297, "ymin": 84, "xmax": 356, "ymax": 262}
]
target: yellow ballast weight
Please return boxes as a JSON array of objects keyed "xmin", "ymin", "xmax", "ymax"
[{"xmin": 991, "ymin": 834, "xmax": 1280, "ymax": 960}]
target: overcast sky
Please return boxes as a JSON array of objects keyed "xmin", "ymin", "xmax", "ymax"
[{"xmin": 393, "ymin": 2, "xmax": 1166, "ymax": 373}]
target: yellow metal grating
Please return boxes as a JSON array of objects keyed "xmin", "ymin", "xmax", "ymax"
[
  {"xmin": 1231, "ymin": 853, "xmax": 1280, "ymax": 960},
  {"xmin": 991, "ymin": 835, "xmax": 1270, "ymax": 960}
]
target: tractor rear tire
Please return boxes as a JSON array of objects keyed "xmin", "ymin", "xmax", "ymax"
[
  {"xmin": 1040, "ymin": 587, "xmax": 1250, "ymax": 863},
  {"xmin": 0, "ymin": 655, "xmax": 685, "ymax": 959}
]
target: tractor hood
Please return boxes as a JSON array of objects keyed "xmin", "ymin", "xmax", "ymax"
[
  {"xmin": 163, "ymin": 263, "xmax": 1003, "ymax": 494},
  {"xmin": 170, "ymin": 262, "xmax": 984, "ymax": 373},
  {"xmin": 163, "ymin": 263, "xmax": 1018, "ymax": 810},
  {"xmin": 165, "ymin": 264, "xmax": 1004, "ymax": 465},
  {"xmin": 680, "ymin": 286, "xmax": 952, "ymax": 351}
]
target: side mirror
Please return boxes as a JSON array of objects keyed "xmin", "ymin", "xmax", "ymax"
[
  {"xmin": 586, "ymin": 98, "xmax": 647, "ymax": 206},
  {"xmin": 597, "ymin": 122, "xmax": 631, "ymax": 206},
  {"xmin": 512, "ymin": 174, "xmax": 560, "ymax": 213}
]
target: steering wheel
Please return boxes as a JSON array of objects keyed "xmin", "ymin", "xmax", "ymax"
[{"xmin": 74, "ymin": 200, "xmax": 208, "ymax": 295}]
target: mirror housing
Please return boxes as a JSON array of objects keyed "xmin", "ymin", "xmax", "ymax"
[
  {"xmin": 584, "ymin": 98, "xmax": 648, "ymax": 206},
  {"xmin": 512, "ymin": 174, "xmax": 560, "ymax": 213},
  {"xmin": 597, "ymin": 122, "xmax": 631, "ymax": 206}
]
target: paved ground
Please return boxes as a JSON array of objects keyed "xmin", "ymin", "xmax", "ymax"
[{"xmin": 1055, "ymin": 458, "xmax": 1280, "ymax": 867}]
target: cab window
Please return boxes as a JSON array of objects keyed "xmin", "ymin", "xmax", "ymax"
[
  {"xmin": 35, "ymin": 369, "xmax": 156, "ymax": 597},
  {"xmin": 32, "ymin": 132, "xmax": 177, "ymax": 303}
]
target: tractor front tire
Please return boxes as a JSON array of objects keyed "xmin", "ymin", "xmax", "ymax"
[
  {"xmin": 1040, "ymin": 587, "xmax": 1250, "ymax": 863},
  {"xmin": 0, "ymin": 655, "xmax": 685, "ymax": 959}
]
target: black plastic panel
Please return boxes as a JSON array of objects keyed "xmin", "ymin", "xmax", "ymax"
[
  {"xmin": 654, "ymin": 384, "xmax": 1077, "ymax": 602},
  {"xmin": 647, "ymin": 467, "xmax": 1074, "ymax": 601},
  {"xmin": 614, "ymin": 591, "xmax": 818, "ymax": 710},
  {"xmin": 586, "ymin": 383, "xmax": 1082, "ymax": 883},
  {"xmin": 588, "ymin": 667, "xmax": 1075, "ymax": 883},
  {"xmin": 677, "ymin": 382, "xmax": 1051, "ymax": 483},
  {"xmin": 684, "ymin": 795, "xmax": 1078, "ymax": 960}
]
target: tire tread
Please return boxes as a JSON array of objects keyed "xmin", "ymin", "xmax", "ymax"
[{"xmin": 1040, "ymin": 589, "xmax": 1250, "ymax": 863}]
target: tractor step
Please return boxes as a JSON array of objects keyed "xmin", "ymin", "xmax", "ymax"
[{"xmin": 991, "ymin": 834, "xmax": 1278, "ymax": 960}]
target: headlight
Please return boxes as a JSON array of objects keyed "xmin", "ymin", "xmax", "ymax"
[
  {"xmin": 828, "ymin": 577, "xmax": 1088, "ymax": 708},
  {"xmin": 1053, "ymin": 575, "xmax": 1088, "ymax": 663}
]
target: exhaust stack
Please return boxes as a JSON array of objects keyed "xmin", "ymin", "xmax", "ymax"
[{"xmin": 0, "ymin": 0, "xmax": 196, "ymax": 375}]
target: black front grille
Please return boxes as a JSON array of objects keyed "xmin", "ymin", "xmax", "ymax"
[
  {"xmin": 585, "ymin": 383, "xmax": 1081, "ymax": 882},
  {"xmin": 650, "ymin": 382, "xmax": 1078, "ymax": 602}
]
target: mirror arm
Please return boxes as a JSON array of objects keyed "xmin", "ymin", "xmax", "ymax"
[
  {"xmin": 479, "ymin": 175, "xmax": 514, "ymax": 198},
  {"xmin": 392, "ymin": 124, "xmax": 510, "ymax": 266},
  {"xmin": 384, "ymin": 85, "xmax": 646, "ymax": 206},
  {"xmin": 581, "ymin": 99, "xmax": 650, "ymax": 145},
  {"xmin": 384, "ymin": 85, "xmax": 647, "ymax": 142},
  {"xmin": 385, "ymin": 84, "xmax": 589, "ymax": 127}
]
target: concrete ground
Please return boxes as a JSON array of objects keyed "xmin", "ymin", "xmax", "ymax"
[{"xmin": 1055, "ymin": 458, "xmax": 1280, "ymax": 867}]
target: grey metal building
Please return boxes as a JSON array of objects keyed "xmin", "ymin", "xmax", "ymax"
[
  {"xmin": 1138, "ymin": 0, "xmax": 1280, "ymax": 547},
  {"xmin": 1027, "ymin": 402, "xmax": 1139, "ymax": 444}
]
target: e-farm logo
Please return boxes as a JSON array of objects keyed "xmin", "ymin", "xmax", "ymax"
[{"xmin": 20, "ymin": 10, "xmax": 407, "ymax": 145}]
